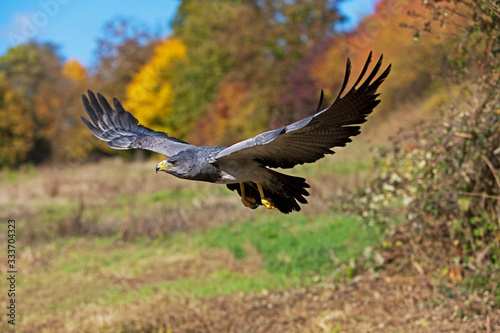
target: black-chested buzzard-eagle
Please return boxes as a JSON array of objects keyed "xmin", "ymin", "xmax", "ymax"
[{"xmin": 81, "ymin": 52, "xmax": 390, "ymax": 213}]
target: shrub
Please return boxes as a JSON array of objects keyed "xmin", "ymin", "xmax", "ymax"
[{"xmin": 347, "ymin": 0, "xmax": 500, "ymax": 286}]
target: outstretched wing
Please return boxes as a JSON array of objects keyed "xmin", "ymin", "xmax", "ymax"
[
  {"xmin": 214, "ymin": 52, "xmax": 391, "ymax": 168},
  {"xmin": 80, "ymin": 90, "xmax": 193, "ymax": 156}
]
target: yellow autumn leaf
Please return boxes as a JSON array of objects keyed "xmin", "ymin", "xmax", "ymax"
[
  {"xmin": 62, "ymin": 59, "xmax": 87, "ymax": 81},
  {"xmin": 125, "ymin": 38, "xmax": 186, "ymax": 131}
]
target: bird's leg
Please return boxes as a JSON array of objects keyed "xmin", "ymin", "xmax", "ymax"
[
  {"xmin": 240, "ymin": 183, "xmax": 258, "ymax": 209},
  {"xmin": 256, "ymin": 183, "xmax": 275, "ymax": 209}
]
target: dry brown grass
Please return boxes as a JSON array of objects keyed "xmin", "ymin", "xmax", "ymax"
[{"xmin": 23, "ymin": 265, "xmax": 499, "ymax": 332}]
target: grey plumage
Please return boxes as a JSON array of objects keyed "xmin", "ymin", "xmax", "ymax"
[
  {"xmin": 81, "ymin": 52, "xmax": 391, "ymax": 213},
  {"xmin": 81, "ymin": 92, "xmax": 192, "ymax": 156}
]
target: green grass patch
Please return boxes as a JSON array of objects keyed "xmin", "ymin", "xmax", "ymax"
[
  {"xmin": 0, "ymin": 163, "xmax": 36, "ymax": 183},
  {"xmin": 197, "ymin": 213, "xmax": 383, "ymax": 277},
  {"xmin": 39, "ymin": 202, "xmax": 74, "ymax": 224},
  {"xmin": 48, "ymin": 237, "xmax": 184, "ymax": 277},
  {"xmin": 18, "ymin": 209, "xmax": 386, "ymax": 323},
  {"xmin": 147, "ymin": 269, "xmax": 299, "ymax": 297},
  {"xmin": 118, "ymin": 187, "xmax": 210, "ymax": 206},
  {"xmin": 99, "ymin": 269, "xmax": 300, "ymax": 305}
]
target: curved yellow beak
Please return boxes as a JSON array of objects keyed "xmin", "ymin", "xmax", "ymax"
[{"xmin": 156, "ymin": 160, "xmax": 172, "ymax": 173}]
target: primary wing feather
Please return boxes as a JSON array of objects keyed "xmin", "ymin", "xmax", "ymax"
[
  {"xmin": 81, "ymin": 90, "xmax": 193, "ymax": 156},
  {"xmin": 215, "ymin": 52, "xmax": 391, "ymax": 168}
]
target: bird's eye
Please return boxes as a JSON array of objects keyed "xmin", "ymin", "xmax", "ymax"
[{"xmin": 170, "ymin": 160, "xmax": 178, "ymax": 166}]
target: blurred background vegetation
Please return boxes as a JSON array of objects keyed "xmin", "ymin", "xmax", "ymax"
[
  {"xmin": 0, "ymin": 0, "xmax": 499, "ymax": 331},
  {"xmin": 1, "ymin": 0, "xmax": 487, "ymax": 167}
]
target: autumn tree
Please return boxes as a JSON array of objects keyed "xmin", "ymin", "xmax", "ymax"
[
  {"xmin": 92, "ymin": 18, "xmax": 161, "ymax": 100},
  {"xmin": 0, "ymin": 43, "xmax": 95, "ymax": 166},
  {"xmin": 57, "ymin": 59, "xmax": 95, "ymax": 162},
  {"xmin": 278, "ymin": 40, "xmax": 331, "ymax": 125},
  {"xmin": 125, "ymin": 38, "xmax": 186, "ymax": 133},
  {"xmin": 0, "ymin": 83, "xmax": 34, "ymax": 167},
  {"xmin": 0, "ymin": 42, "xmax": 63, "ymax": 164},
  {"xmin": 62, "ymin": 59, "xmax": 87, "ymax": 81},
  {"xmin": 169, "ymin": 0, "xmax": 237, "ymax": 140},
  {"xmin": 310, "ymin": 0, "xmax": 461, "ymax": 116},
  {"xmin": 171, "ymin": 0, "xmax": 343, "ymax": 145}
]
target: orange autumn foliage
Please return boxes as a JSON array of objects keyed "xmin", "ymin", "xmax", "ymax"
[
  {"xmin": 190, "ymin": 82, "xmax": 249, "ymax": 146},
  {"xmin": 311, "ymin": 0, "xmax": 465, "ymax": 113}
]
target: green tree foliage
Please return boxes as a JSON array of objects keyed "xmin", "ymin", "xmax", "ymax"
[
  {"xmin": 169, "ymin": 0, "xmax": 238, "ymax": 141},
  {"xmin": 170, "ymin": 0, "xmax": 342, "ymax": 144},
  {"xmin": 0, "ymin": 42, "xmax": 59, "ymax": 99},
  {"xmin": 92, "ymin": 19, "xmax": 161, "ymax": 100}
]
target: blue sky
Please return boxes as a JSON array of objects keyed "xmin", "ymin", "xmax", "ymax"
[{"xmin": 0, "ymin": 0, "xmax": 377, "ymax": 67}]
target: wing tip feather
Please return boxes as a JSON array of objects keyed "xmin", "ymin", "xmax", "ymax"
[{"xmin": 81, "ymin": 90, "xmax": 190, "ymax": 154}]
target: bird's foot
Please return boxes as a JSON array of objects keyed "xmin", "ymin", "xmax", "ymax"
[
  {"xmin": 261, "ymin": 198, "xmax": 276, "ymax": 209},
  {"xmin": 241, "ymin": 196, "xmax": 259, "ymax": 209},
  {"xmin": 255, "ymin": 183, "xmax": 276, "ymax": 209}
]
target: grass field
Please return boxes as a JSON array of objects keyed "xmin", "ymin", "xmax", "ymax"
[
  {"xmin": 1, "ymin": 142, "xmax": 495, "ymax": 332},
  {"xmin": 0, "ymin": 143, "xmax": 390, "ymax": 331}
]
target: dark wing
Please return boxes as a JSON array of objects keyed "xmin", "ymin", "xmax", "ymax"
[
  {"xmin": 214, "ymin": 52, "xmax": 391, "ymax": 168},
  {"xmin": 80, "ymin": 90, "xmax": 193, "ymax": 156}
]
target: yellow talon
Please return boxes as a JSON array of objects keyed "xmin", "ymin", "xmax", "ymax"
[
  {"xmin": 256, "ymin": 183, "xmax": 276, "ymax": 209},
  {"xmin": 261, "ymin": 198, "xmax": 275, "ymax": 209}
]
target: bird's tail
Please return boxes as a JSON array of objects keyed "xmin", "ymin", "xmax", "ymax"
[{"xmin": 265, "ymin": 169, "xmax": 310, "ymax": 212}]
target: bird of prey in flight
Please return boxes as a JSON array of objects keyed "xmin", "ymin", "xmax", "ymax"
[{"xmin": 81, "ymin": 52, "xmax": 390, "ymax": 213}]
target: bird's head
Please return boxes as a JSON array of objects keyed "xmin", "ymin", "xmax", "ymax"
[
  {"xmin": 156, "ymin": 158, "xmax": 179, "ymax": 174},
  {"xmin": 155, "ymin": 153, "xmax": 195, "ymax": 180},
  {"xmin": 155, "ymin": 150, "xmax": 217, "ymax": 182}
]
